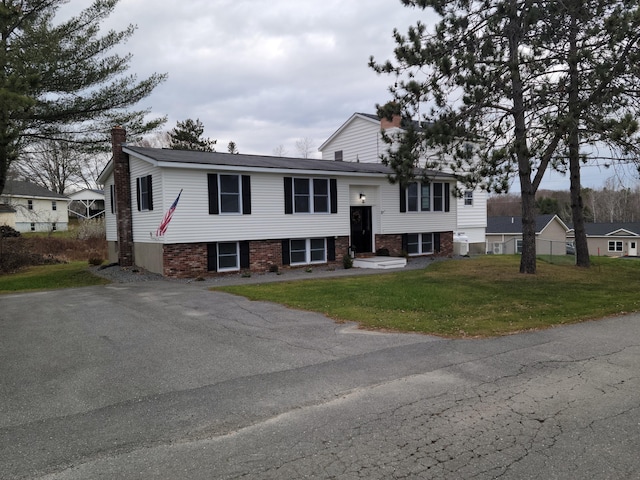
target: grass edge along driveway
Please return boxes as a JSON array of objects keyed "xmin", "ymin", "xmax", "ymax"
[{"xmin": 214, "ymin": 256, "xmax": 640, "ymax": 337}]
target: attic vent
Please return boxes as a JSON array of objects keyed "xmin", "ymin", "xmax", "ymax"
[{"xmin": 334, "ymin": 150, "xmax": 343, "ymax": 162}]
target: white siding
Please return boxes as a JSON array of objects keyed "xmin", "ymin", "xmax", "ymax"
[
  {"xmin": 8, "ymin": 196, "xmax": 69, "ymax": 232},
  {"xmin": 130, "ymin": 157, "xmax": 165, "ymax": 242},
  {"xmin": 379, "ymin": 181, "xmax": 457, "ymax": 235},
  {"xmin": 120, "ymin": 156, "xmax": 458, "ymax": 246},
  {"xmin": 320, "ymin": 116, "xmax": 381, "ymax": 163},
  {"xmin": 155, "ymin": 168, "xmax": 350, "ymax": 244},
  {"xmin": 456, "ymin": 188, "xmax": 487, "ymax": 244},
  {"xmin": 103, "ymin": 176, "xmax": 117, "ymax": 241}
]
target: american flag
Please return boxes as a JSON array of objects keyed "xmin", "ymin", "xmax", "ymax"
[{"xmin": 155, "ymin": 189, "xmax": 182, "ymax": 237}]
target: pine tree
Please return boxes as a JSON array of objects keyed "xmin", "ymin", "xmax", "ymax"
[
  {"xmin": 370, "ymin": 0, "xmax": 640, "ymax": 273},
  {"xmin": 168, "ymin": 119, "xmax": 216, "ymax": 152},
  {"xmin": 0, "ymin": 0, "xmax": 167, "ymax": 196}
]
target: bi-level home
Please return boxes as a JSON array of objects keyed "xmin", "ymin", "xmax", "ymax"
[
  {"xmin": 318, "ymin": 113, "xmax": 488, "ymax": 254},
  {"xmin": 99, "ymin": 127, "xmax": 458, "ymax": 278}
]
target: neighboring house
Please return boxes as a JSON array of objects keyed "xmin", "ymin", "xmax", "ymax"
[
  {"xmin": 0, "ymin": 203, "xmax": 16, "ymax": 228},
  {"xmin": 0, "ymin": 181, "xmax": 69, "ymax": 233},
  {"xmin": 99, "ymin": 127, "xmax": 458, "ymax": 278},
  {"xmin": 318, "ymin": 113, "xmax": 488, "ymax": 254},
  {"xmin": 68, "ymin": 189, "xmax": 105, "ymax": 219},
  {"xmin": 486, "ymin": 215, "xmax": 570, "ymax": 255},
  {"xmin": 568, "ymin": 223, "xmax": 640, "ymax": 257}
]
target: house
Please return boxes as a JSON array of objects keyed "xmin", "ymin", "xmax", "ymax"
[
  {"xmin": 0, "ymin": 180, "xmax": 70, "ymax": 232},
  {"xmin": 486, "ymin": 215, "xmax": 570, "ymax": 255},
  {"xmin": 67, "ymin": 188, "xmax": 105, "ymax": 219},
  {"xmin": 98, "ymin": 127, "xmax": 458, "ymax": 278},
  {"xmin": 568, "ymin": 223, "xmax": 640, "ymax": 257},
  {"xmin": 318, "ymin": 113, "xmax": 488, "ymax": 254}
]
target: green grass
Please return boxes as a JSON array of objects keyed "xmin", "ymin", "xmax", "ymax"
[
  {"xmin": 214, "ymin": 256, "xmax": 640, "ymax": 337},
  {"xmin": 0, "ymin": 262, "xmax": 110, "ymax": 293}
]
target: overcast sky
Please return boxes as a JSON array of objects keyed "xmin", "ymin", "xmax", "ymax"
[{"xmin": 58, "ymin": 0, "xmax": 637, "ymax": 191}]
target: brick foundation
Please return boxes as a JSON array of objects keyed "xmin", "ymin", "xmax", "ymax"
[
  {"xmin": 163, "ymin": 243, "xmax": 208, "ymax": 278},
  {"xmin": 162, "ymin": 236, "xmax": 351, "ymax": 278},
  {"xmin": 375, "ymin": 231, "xmax": 454, "ymax": 258}
]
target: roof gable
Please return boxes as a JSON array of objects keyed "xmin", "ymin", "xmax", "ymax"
[{"xmin": 318, "ymin": 113, "xmax": 381, "ymax": 151}]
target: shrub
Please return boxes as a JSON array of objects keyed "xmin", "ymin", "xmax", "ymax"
[
  {"xmin": 88, "ymin": 256, "xmax": 104, "ymax": 266},
  {"xmin": 75, "ymin": 218, "xmax": 106, "ymax": 240},
  {"xmin": 0, "ymin": 225, "xmax": 20, "ymax": 238},
  {"xmin": 343, "ymin": 254, "xmax": 353, "ymax": 269}
]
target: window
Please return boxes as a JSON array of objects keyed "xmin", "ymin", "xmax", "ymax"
[
  {"xmin": 401, "ymin": 182, "xmax": 450, "ymax": 212},
  {"xmin": 289, "ymin": 238, "xmax": 327, "ymax": 265},
  {"xmin": 334, "ymin": 150, "xmax": 343, "ymax": 162},
  {"xmin": 136, "ymin": 175, "xmax": 153, "ymax": 211},
  {"xmin": 405, "ymin": 233, "xmax": 439, "ymax": 255},
  {"xmin": 218, "ymin": 242, "xmax": 239, "ymax": 271},
  {"xmin": 207, "ymin": 241, "xmax": 250, "ymax": 272},
  {"xmin": 28, "ymin": 200, "xmax": 33, "ymax": 210},
  {"xmin": 516, "ymin": 239, "xmax": 523, "ymax": 254},
  {"xmin": 30, "ymin": 222, "xmax": 35, "ymax": 231},
  {"xmin": 608, "ymin": 241, "xmax": 623, "ymax": 252},
  {"xmin": 52, "ymin": 201, "xmax": 57, "ymax": 211},
  {"xmin": 284, "ymin": 177, "xmax": 337, "ymax": 214},
  {"xmin": 220, "ymin": 174, "xmax": 241, "ymax": 213},
  {"xmin": 208, "ymin": 174, "xmax": 251, "ymax": 215},
  {"xmin": 52, "ymin": 222, "xmax": 57, "ymax": 231},
  {"xmin": 464, "ymin": 191, "xmax": 473, "ymax": 206}
]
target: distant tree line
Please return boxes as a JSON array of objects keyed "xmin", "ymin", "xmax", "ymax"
[{"xmin": 488, "ymin": 180, "xmax": 640, "ymax": 224}]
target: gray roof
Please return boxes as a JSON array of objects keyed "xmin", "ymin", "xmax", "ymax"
[
  {"xmin": 578, "ymin": 222, "xmax": 640, "ymax": 236},
  {"xmin": 1, "ymin": 181, "xmax": 68, "ymax": 200},
  {"xmin": 124, "ymin": 146, "xmax": 454, "ymax": 178},
  {"xmin": 487, "ymin": 215, "xmax": 560, "ymax": 234}
]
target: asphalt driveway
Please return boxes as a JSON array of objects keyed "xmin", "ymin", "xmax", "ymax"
[{"xmin": 1, "ymin": 280, "xmax": 640, "ymax": 479}]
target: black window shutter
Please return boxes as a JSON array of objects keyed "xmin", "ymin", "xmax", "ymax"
[
  {"xmin": 136, "ymin": 178, "xmax": 141, "ymax": 211},
  {"xmin": 147, "ymin": 175, "xmax": 153, "ymax": 211},
  {"xmin": 330, "ymin": 179, "xmax": 337, "ymax": 214},
  {"xmin": 208, "ymin": 174, "xmax": 219, "ymax": 214},
  {"xmin": 435, "ymin": 233, "xmax": 441, "ymax": 252},
  {"xmin": 282, "ymin": 239, "xmax": 290, "ymax": 265},
  {"xmin": 207, "ymin": 243, "xmax": 218, "ymax": 271},
  {"xmin": 399, "ymin": 185, "xmax": 406, "ymax": 213},
  {"xmin": 444, "ymin": 183, "xmax": 450, "ymax": 212},
  {"xmin": 242, "ymin": 175, "xmax": 251, "ymax": 214},
  {"xmin": 284, "ymin": 177, "xmax": 293, "ymax": 214},
  {"xmin": 327, "ymin": 237, "xmax": 336, "ymax": 261},
  {"xmin": 110, "ymin": 185, "xmax": 115, "ymax": 214},
  {"xmin": 402, "ymin": 233, "xmax": 408, "ymax": 253},
  {"xmin": 240, "ymin": 241, "xmax": 250, "ymax": 269}
]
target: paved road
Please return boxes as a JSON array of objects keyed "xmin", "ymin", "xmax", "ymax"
[{"xmin": 1, "ymin": 281, "xmax": 639, "ymax": 479}]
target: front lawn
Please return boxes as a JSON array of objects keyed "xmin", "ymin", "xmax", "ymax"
[
  {"xmin": 0, "ymin": 262, "xmax": 110, "ymax": 293},
  {"xmin": 214, "ymin": 255, "xmax": 640, "ymax": 337}
]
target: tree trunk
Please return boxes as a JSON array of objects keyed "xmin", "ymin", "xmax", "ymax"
[
  {"xmin": 567, "ymin": 9, "xmax": 590, "ymax": 268},
  {"xmin": 507, "ymin": 2, "xmax": 537, "ymax": 274}
]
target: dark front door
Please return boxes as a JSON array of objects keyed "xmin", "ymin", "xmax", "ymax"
[{"xmin": 350, "ymin": 206, "xmax": 372, "ymax": 254}]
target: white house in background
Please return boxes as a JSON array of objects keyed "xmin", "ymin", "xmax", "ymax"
[
  {"xmin": 98, "ymin": 127, "xmax": 459, "ymax": 278},
  {"xmin": 0, "ymin": 180, "xmax": 69, "ymax": 232},
  {"xmin": 318, "ymin": 113, "xmax": 488, "ymax": 254},
  {"xmin": 67, "ymin": 188, "xmax": 105, "ymax": 219}
]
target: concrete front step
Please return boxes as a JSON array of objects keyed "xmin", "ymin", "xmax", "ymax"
[{"xmin": 353, "ymin": 256, "xmax": 407, "ymax": 269}]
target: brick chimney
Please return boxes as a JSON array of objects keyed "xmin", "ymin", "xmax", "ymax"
[
  {"xmin": 380, "ymin": 114, "xmax": 402, "ymax": 129},
  {"xmin": 111, "ymin": 126, "xmax": 134, "ymax": 267}
]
